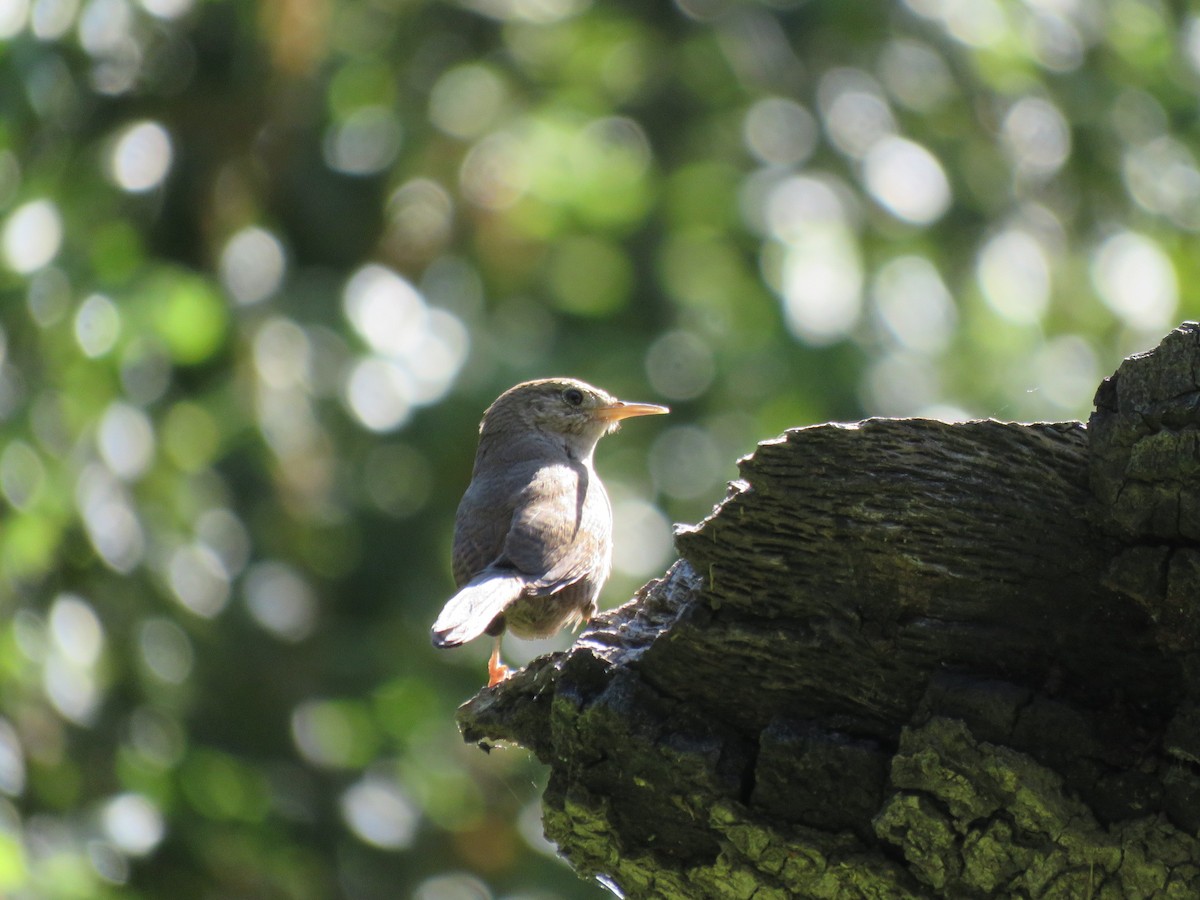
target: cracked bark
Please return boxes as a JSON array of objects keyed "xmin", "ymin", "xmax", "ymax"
[{"xmin": 458, "ymin": 323, "xmax": 1200, "ymax": 899}]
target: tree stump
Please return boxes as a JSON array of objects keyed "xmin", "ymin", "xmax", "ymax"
[{"xmin": 458, "ymin": 323, "xmax": 1200, "ymax": 898}]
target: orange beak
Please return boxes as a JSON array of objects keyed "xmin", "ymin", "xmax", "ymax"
[{"xmin": 595, "ymin": 400, "xmax": 670, "ymax": 421}]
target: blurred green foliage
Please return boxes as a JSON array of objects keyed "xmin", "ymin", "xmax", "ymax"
[{"xmin": 0, "ymin": 0, "xmax": 1197, "ymax": 897}]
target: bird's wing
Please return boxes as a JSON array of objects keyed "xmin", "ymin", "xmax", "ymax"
[
  {"xmin": 433, "ymin": 461, "xmax": 602, "ymax": 648},
  {"xmin": 502, "ymin": 461, "xmax": 605, "ymax": 596},
  {"xmin": 451, "ymin": 467, "xmax": 520, "ymax": 588}
]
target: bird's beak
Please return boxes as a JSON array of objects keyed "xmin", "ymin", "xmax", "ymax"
[{"xmin": 594, "ymin": 400, "xmax": 670, "ymax": 421}]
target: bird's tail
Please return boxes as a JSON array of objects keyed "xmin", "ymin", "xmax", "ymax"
[{"xmin": 431, "ymin": 572, "xmax": 527, "ymax": 648}]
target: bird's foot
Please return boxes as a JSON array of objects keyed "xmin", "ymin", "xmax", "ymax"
[{"xmin": 487, "ymin": 640, "xmax": 511, "ymax": 687}]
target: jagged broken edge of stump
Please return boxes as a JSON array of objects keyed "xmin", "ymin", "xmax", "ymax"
[
  {"xmin": 456, "ymin": 322, "xmax": 1200, "ymax": 898},
  {"xmin": 459, "ymin": 555, "xmax": 701, "ymax": 755}
]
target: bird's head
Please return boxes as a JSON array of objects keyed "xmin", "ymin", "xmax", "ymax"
[{"xmin": 479, "ymin": 378, "xmax": 667, "ymax": 457}]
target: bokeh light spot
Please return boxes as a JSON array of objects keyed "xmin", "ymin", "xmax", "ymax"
[
  {"xmin": 743, "ymin": 97, "xmax": 818, "ymax": 167},
  {"xmin": 49, "ymin": 594, "xmax": 104, "ymax": 668},
  {"xmin": 32, "ymin": 0, "xmax": 80, "ymax": 41},
  {"xmin": 120, "ymin": 338, "xmax": 172, "ymax": 405},
  {"xmin": 253, "ymin": 317, "xmax": 311, "ymax": 390},
  {"xmin": 779, "ymin": 231, "xmax": 863, "ymax": 345},
  {"xmin": 44, "ymin": 654, "xmax": 100, "ymax": 723},
  {"xmin": 861, "ymin": 350, "xmax": 941, "ymax": 416},
  {"xmin": 645, "ymin": 331, "xmax": 715, "ymax": 401},
  {"xmin": 977, "ymin": 230, "xmax": 1051, "ymax": 325},
  {"xmin": 1122, "ymin": 136, "xmax": 1200, "ymax": 230},
  {"xmin": 0, "ymin": 719, "xmax": 25, "ymax": 795},
  {"xmin": 762, "ymin": 174, "xmax": 864, "ymax": 345},
  {"xmin": 345, "ymin": 358, "xmax": 413, "ymax": 432},
  {"xmin": 413, "ymin": 874, "xmax": 492, "ymax": 900},
  {"xmin": 871, "ymin": 255, "xmax": 957, "ymax": 355},
  {"xmin": 140, "ymin": 0, "xmax": 192, "ymax": 18},
  {"xmin": 475, "ymin": 0, "xmax": 586, "ymax": 23},
  {"xmin": 818, "ymin": 68, "xmax": 895, "ymax": 159},
  {"xmin": 138, "ymin": 618, "xmax": 194, "ymax": 684},
  {"xmin": 862, "ymin": 136, "xmax": 951, "ymax": 225},
  {"xmin": 97, "ymin": 402, "xmax": 155, "ymax": 481},
  {"xmin": 459, "ymin": 132, "xmax": 528, "ymax": 210},
  {"xmin": 429, "ymin": 64, "xmax": 507, "ymax": 140},
  {"xmin": 406, "ymin": 309, "xmax": 468, "ymax": 405},
  {"xmin": 102, "ymin": 794, "xmax": 165, "ymax": 857},
  {"xmin": 3, "ymin": 199, "xmax": 63, "ymax": 274},
  {"xmin": 76, "ymin": 464, "xmax": 145, "ymax": 573},
  {"xmin": 1027, "ymin": 9, "xmax": 1085, "ymax": 72},
  {"xmin": 905, "ymin": 0, "xmax": 1007, "ymax": 48},
  {"xmin": 343, "ymin": 265, "xmax": 425, "ymax": 356},
  {"xmin": 1090, "ymin": 231, "xmax": 1177, "ymax": 331},
  {"xmin": 196, "ymin": 508, "xmax": 251, "ymax": 579},
  {"xmin": 764, "ymin": 174, "xmax": 852, "ymax": 245},
  {"xmin": 1003, "ymin": 97, "xmax": 1071, "ymax": 178},
  {"xmin": 74, "ymin": 294, "xmax": 121, "ymax": 358},
  {"xmin": 28, "ymin": 267, "xmax": 72, "ymax": 327},
  {"xmin": 0, "ymin": 0, "xmax": 28, "ymax": 38},
  {"xmin": 879, "ymin": 39, "xmax": 955, "ymax": 112},
  {"xmin": 91, "ymin": 837, "xmax": 130, "ymax": 884},
  {"xmin": 1186, "ymin": 15, "xmax": 1200, "ymax": 75},
  {"xmin": 386, "ymin": 179, "xmax": 454, "ymax": 258},
  {"xmin": 341, "ymin": 775, "xmax": 418, "ymax": 850},
  {"xmin": 44, "ymin": 596, "xmax": 104, "ymax": 724},
  {"xmin": 0, "ymin": 440, "xmax": 46, "ymax": 510},
  {"xmin": 341, "ymin": 265, "xmax": 467, "ymax": 428},
  {"xmin": 649, "ymin": 425, "xmax": 724, "ymax": 501},
  {"xmin": 243, "ymin": 560, "xmax": 317, "ymax": 643},
  {"xmin": 109, "ymin": 121, "xmax": 173, "ymax": 193},
  {"xmin": 78, "ymin": 0, "xmax": 133, "ymax": 57},
  {"xmin": 219, "ymin": 226, "xmax": 286, "ymax": 306},
  {"xmin": 291, "ymin": 699, "xmax": 377, "ymax": 769},
  {"xmin": 323, "ymin": 106, "xmax": 402, "ymax": 176},
  {"xmin": 611, "ymin": 495, "xmax": 674, "ymax": 577},
  {"xmin": 1033, "ymin": 334, "xmax": 1099, "ymax": 414},
  {"xmin": 167, "ymin": 543, "xmax": 230, "ymax": 618}
]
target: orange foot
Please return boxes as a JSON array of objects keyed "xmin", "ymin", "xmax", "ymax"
[{"xmin": 487, "ymin": 638, "xmax": 511, "ymax": 687}]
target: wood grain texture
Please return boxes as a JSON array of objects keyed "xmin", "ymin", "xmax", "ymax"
[{"xmin": 459, "ymin": 324, "xmax": 1200, "ymax": 898}]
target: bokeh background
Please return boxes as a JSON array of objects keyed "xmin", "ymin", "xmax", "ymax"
[{"xmin": 0, "ymin": 0, "xmax": 1197, "ymax": 897}]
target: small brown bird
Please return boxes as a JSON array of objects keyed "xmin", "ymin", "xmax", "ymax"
[{"xmin": 432, "ymin": 378, "xmax": 668, "ymax": 686}]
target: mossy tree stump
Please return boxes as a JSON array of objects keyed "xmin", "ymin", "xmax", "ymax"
[{"xmin": 459, "ymin": 324, "xmax": 1200, "ymax": 898}]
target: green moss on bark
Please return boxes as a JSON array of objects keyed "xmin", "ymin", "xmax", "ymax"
[{"xmin": 878, "ymin": 718, "xmax": 1200, "ymax": 896}]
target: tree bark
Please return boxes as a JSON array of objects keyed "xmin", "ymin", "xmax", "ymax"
[{"xmin": 458, "ymin": 323, "xmax": 1200, "ymax": 899}]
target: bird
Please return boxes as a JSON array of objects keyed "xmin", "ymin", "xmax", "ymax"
[{"xmin": 432, "ymin": 378, "xmax": 668, "ymax": 687}]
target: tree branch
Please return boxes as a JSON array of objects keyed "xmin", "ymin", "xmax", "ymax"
[{"xmin": 459, "ymin": 323, "xmax": 1200, "ymax": 898}]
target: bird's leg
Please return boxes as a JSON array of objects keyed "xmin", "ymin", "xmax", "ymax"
[{"xmin": 487, "ymin": 636, "xmax": 511, "ymax": 687}]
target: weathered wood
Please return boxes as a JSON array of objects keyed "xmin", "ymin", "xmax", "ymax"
[{"xmin": 459, "ymin": 323, "xmax": 1200, "ymax": 898}]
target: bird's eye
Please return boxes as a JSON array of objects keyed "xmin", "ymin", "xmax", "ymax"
[{"xmin": 562, "ymin": 387, "xmax": 585, "ymax": 407}]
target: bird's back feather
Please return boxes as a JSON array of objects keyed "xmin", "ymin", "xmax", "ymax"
[{"xmin": 430, "ymin": 571, "xmax": 528, "ymax": 648}]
